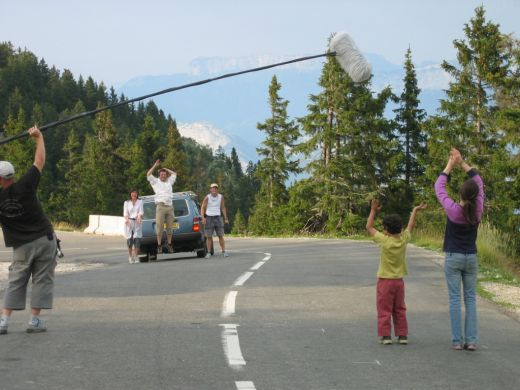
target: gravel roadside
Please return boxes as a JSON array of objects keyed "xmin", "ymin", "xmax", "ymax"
[{"xmin": 0, "ymin": 262, "xmax": 106, "ymax": 291}]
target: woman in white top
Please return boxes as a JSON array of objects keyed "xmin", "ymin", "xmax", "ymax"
[{"xmin": 124, "ymin": 190, "xmax": 144, "ymax": 263}]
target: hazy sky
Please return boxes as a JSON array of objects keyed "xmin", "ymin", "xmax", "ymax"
[{"xmin": 1, "ymin": 0, "xmax": 518, "ymax": 86}]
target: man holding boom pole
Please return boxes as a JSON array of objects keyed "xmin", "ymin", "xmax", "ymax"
[{"xmin": 0, "ymin": 126, "xmax": 57, "ymax": 335}]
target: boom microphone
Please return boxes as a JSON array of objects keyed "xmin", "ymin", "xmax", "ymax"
[{"xmin": 329, "ymin": 31, "xmax": 372, "ymax": 83}]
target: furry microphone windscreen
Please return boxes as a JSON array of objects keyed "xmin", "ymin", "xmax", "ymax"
[{"xmin": 329, "ymin": 32, "xmax": 372, "ymax": 82}]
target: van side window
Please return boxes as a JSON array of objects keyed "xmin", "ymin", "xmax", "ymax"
[
  {"xmin": 143, "ymin": 202, "xmax": 156, "ymax": 220},
  {"xmin": 173, "ymin": 199, "xmax": 189, "ymax": 217}
]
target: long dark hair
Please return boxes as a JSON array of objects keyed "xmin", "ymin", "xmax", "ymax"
[{"xmin": 460, "ymin": 179, "xmax": 479, "ymax": 225}]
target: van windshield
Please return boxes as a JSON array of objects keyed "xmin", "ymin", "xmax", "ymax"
[{"xmin": 143, "ymin": 199, "xmax": 189, "ymax": 219}]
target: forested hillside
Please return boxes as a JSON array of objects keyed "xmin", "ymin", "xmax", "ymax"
[{"xmin": 0, "ymin": 42, "xmax": 259, "ymax": 227}]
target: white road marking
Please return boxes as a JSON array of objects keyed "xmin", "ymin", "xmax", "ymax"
[
  {"xmin": 352, "ymin": 360, "xmax": 383, "ymax": 367},
  {"xmin": 222, "ymin": 291, "xmax": 238, "ymax": 317},
  {"xmin": 220, "ymin": 324, "xmax": 246, "ymax": 368},
  {"xmin": 250, "ymin": 261, "xmax": 265, "ymax": 271},
  {"xmin": 220, "ymin": 252, "xmax": 273, "ymax": 381},
  {"xmin": 236, "ymin": 381, "xmax": 256, "ymax": 390},
  {"xmin": 233, "ymin": 271, "xmax": 254, "ymax": 286}
]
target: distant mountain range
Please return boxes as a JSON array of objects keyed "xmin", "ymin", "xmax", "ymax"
[{"xmin": 116, "ymin": 53, "xmax": 450, "ymax": 165}]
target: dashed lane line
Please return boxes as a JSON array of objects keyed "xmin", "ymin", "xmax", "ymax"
[
  {"xmin": 236, "ymin": 381, "xmax": 256, "ymax": 390},
  {"xmin": 221, "ymin": 252, "xmax": 270, "ymax": 388},
  {"xmin": 222, "ymin": 291, "xmax": 238, "ymax": 317},
  {"xmin": 250, "ymin": 261, "xmax": 265, "ymax": 271},
  {"xmin": 220, "ymin": 324, "xmax": 246, "ymax": 368},
  {"xmin": 233, "ymin": 271, "xmax": 254, "ymax": 287}
]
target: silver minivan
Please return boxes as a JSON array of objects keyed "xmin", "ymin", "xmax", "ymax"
[{"xmin": 138, "ymin": 192, "xmax": 206, "ymax": 262}]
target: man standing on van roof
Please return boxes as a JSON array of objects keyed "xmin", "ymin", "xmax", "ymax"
[
  {"xmin": 147, "ymin": 159, "xmax": 176, "ymax": 254},
  {"xmin": 201, "ymin": 183, "xmax": 229, "ymax": 259}
]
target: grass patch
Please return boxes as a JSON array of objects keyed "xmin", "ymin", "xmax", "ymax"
[
  {"xmin": 476, "ymin": 222, "xmax": 520, "ymax": 277},
  {"xmin": 478, "ymin": 263, "xmax": 520, "ymax": 286},
  {"xmin": 476, "ymin": 284, "xmax": 495, "ymax": 300},
  {"xmin": 410, "ymin": 226, "xmax": 443, "ymax": 251},
  {"xmin": 411, "ymin": 221, "xmax": 520, "ymax": 279},
  {"xmin": 52, "ymin": 221, "xmax": 84, "ymax": 232}
]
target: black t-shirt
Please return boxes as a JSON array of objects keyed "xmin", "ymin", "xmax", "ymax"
[{"xmin": 0, "ymin": 165, "xmax": 53, "ymax": 248}]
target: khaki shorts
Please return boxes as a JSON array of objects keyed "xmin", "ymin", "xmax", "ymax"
[
  {"xmin": 156, "ymin": 202, "xmax": 175, "ymax": 236},
  {"xmin": 3, "ymin": 234, "xmax": 57, "ymax": 310}
]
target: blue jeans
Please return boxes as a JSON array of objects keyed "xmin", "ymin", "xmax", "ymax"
[{"xmin": 444, "ymin": 252, "xmax": 478, "ymax": 345}]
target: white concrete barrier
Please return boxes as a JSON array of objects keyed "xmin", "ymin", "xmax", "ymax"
[
  {"xmin": 83, "ymin": 215, "xmax": 100, "ymax": 234},
  {"xmin": 94, "ymin": 215, "xmax": 125, "ymax": 236}
]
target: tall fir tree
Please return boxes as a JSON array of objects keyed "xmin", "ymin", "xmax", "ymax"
[
  {"xmin": 158, "ymin": 118, "xmax": 187, "ymax": 190},
  {"xmin": 494, "ymin": 35, "xmax": 520, "ymax": 238},
  {"xmin": 424, "ymin": 6, "xmax": 511, "ymax": 227},
  {"xmin": 393, "ymin": 47, "xmax": 427, "ymax": 210},
  {"xmin": 297, "ymin": 47, "xmax": 395, "ymax": 233},
  {"xmin": 249, "ymin": 76, "xmax": 300, "ymax": 234}
]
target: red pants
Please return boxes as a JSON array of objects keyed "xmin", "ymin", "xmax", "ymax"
[{"xmin": 377, "ymin": 278, "xmax": 408, "ymax": 337}]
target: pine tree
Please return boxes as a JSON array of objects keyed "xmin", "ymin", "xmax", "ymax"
[
  {"xmin": 182, "ymin": 138, "xmax": 213, "ymax": 196},
  {"xmin": 393, "ymin": 47, "xmax": 427, "ymax": 211},
  {"xmin": 158, "ymin": 118, "xmax": 187, "ymax": 190},
  {"xmin": 249, "ymin": 76, "xmax": 300, "ymax": 234},
  {"xmin": 72, "ymin": 109, "xmax": 127, "ymax": 221},
  {"xmin": 494, "ymin": 35, "xmax": 520, "ymax": 238},
  {"xmin": 50, "ymin": 130, "xmax": 83, "ymax": 223},
  {"xmin": 424, "ymin": 6, "xmax": 511, "ymax": 226},
  {"xmin": 297, "ymin": 47, "xmax": 395, "ymax": 233},
  {"xmin": 256, "ymin": 76, "xmax": 300, "ymax": 207},
  {"xmin": 231, "ymin": 210, "xmax": 247, "ymax": 235},
  {"xmin": 0, "ymin": 108, "xmax": 32, "ymax": 175}
]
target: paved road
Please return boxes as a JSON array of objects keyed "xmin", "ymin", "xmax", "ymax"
[{"xmin": 0, "ymin": 232, "xmax": 519, "ymax": 390}]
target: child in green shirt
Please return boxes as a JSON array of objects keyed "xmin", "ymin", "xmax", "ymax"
[{"xmin": 366, "ymin": 199, "xmax": 427, "ymax": 345}]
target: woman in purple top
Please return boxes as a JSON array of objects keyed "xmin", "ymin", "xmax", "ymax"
[{"xmin": 435, "ymin": 148, "xmax": 484, "ymax": 351}]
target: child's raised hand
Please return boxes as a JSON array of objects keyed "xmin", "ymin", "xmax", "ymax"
[
  {"xmin": 413, "ymin": 203, "xmax": 427, "ymax": 212},
  {"xmin": 370, "ymin": 199, "xmax": 382, "ymax": 212}
]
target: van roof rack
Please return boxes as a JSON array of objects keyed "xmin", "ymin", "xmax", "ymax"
[{"xmin": 140, "ymin": 191, "xmax": 198, "ymax": 201}]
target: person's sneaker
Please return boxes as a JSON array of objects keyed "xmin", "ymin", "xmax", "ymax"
[
  {"xmin": 398, "ymin": 336, "xmax": 408, "ymax": 345},
  {"xmin": 451, "ymin": 343, "xmax": 464, "ymax": 350},
  {"xmin": 157, "ymin": 246, "xmax": 163, "ymax": 254},
  {"xmin": 465, "ymin": 343, "xmax": 477, "ymax": 351},
  {"xmin": 379, "ymin": 336, "xmax": 392, "ymax": 345},
  {"xmin": 128, "ymin": 256, "xmax": 133, "ymax": 264},
  {"xmin": 167, "ymin": 244, "xmax": 174, "ymax": 253},
  {"xmin": 204, "ymin": 253, "xmax": 211, "ymax": 259},
  {"xmin": 222, "ymin": 251, "xmax": 229, "ymax": 258},
  {"xmin": 26, "ymin": 318, "xmax": 46, "ymax": 333},
  {"xmin": 0, "ymin": 317, "xmax": 8, "ymax": 335}
]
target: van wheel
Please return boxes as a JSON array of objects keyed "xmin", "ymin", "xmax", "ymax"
[
  {"xmin": 196, "ymin": 248, "xmax": 207, "ymax": 258},
  {"xmin": 140, "ymin": 252, "xmax": 150, "ymax": 262}
]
